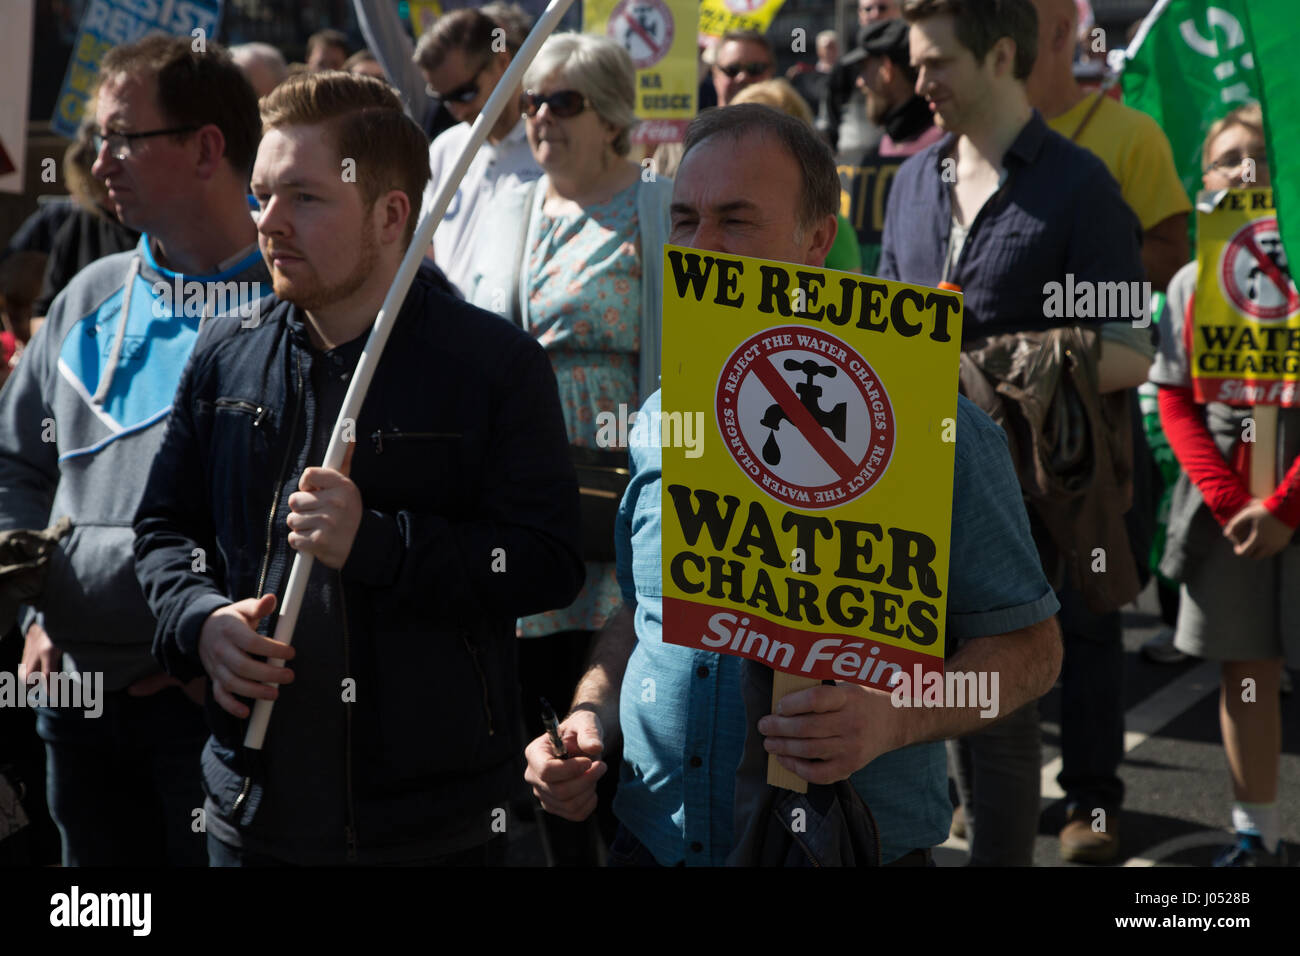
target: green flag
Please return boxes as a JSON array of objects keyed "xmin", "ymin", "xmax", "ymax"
[
  {"xmin": 1122, "ymin": 0, "xmax": 1298, "ymax": 264},
  {"xmin": 1241, "ymin": 0, "xmax": 1300, "ymax": 282},
  {"xmin": 1121, "ymin": 0, "xmax": 1261, "ymax": 206}
]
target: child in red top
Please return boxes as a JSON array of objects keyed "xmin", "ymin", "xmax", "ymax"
[{"xmin": 1148, "ymin": 103, "xmax": 1293, "ymax": 866}]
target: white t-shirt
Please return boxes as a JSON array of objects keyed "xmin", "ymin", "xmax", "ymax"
[{"xmin": 421, "ymin": 118, "xmax": 542, "ymax": 296}]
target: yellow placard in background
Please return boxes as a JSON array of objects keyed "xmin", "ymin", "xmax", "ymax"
[
  {"xmin": 409, "ymin": 1, "xmax": 443, "ymax": 37},
  {"xmin": 659, "ymin": 245, "xmax": 961, "ymax": 688},
  {"xmin": 586, "ymin": 0, "xmax": 697, "ymax": 143},
  {"xmin": 698, "ymin": 0, "xmax": 786, "ymax": 38},
  {"xmin": 1193, "ymin": 188, "xmax": 1300, "ymax": 406}
]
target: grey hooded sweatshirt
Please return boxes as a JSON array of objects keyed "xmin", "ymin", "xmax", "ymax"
[{"xmin": 0, "ymin": 234, "xmax": 269, "ymax": 690}]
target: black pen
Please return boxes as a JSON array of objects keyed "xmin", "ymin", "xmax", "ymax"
[{"xmin": 540, "ymin": 697, "xmax": 570, "ymax": 759}]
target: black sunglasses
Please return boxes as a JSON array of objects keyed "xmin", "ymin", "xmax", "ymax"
[
  {"xmin": 716, "ymin": 61, "xmax": 772, "ymax": 79},
  {"xmin": 427, "ymin": 63, "xmax": 486, "ymax": 104},
  {"xmin": 520, "ymin": 89, "xmax": 587, "ymax": 119}
]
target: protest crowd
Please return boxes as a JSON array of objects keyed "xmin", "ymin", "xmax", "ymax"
[{"xmin": 0, "ymin": 0, "xmax": 1296, "ymax": 871}]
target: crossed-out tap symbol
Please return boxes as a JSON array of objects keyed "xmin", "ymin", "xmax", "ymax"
[{"xmin": 759, "ymin": 359, "xmax": 848, "ymax": 466}]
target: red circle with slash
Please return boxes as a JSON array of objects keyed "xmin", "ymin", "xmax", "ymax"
[
  {"xmin": 608, "ymin": 0, "xmax": 675, "ymax": 70},
  {"xmin": 715, "ymin": 325, "xmax": 896, "ymax": 510},
  {"xmin": 1219, "ymin": 218, "xmax": 1300, "ymax": 321}
]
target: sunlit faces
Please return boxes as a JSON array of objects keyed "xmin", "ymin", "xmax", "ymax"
[
  {"xmin": 349, "ymin": 59, "xmax": 388, "ymax": 82},
  {"xmin": 856, "ymin": 55, "xmax": 892, "ymax": 125},
  {"xmin": 669, "ymin": 131, "xmax": 832, "ymax": 266},
  {"xmin": 816, "ymin": 34, "xmax": 840, "ymax": 64},
  {"xmin": 712, "ymin": 39, "xmax": 775, "ymax": 106},
  {"xmin": 251, "ymin": 124, "xmax": 379, "ymax": 314},
  {"xmin": 1203, "ymin": 124, "xmax": 1271, "ymax": 191},
  {"xmin": 307, "ymin": 44, "xmax": 346, "ymax": 72},
  {"xmin": 858, "ymin": 0, "xmax": 900, "ymax": 26},
  {"xmin": 90, "ymin": 72, "xmax": 199, "ymax": 236},
  {"xmin": 907, "ymin": 14, "xmax": 993, "ymax": 134},
  {"xmin": 241, "ymin": 59, "xmax": 282, "ymax": 98},
  {"xmin": 422, "ymin": 47, "xmax": 507, "ymax": 124},
  {"xmin": 524, "ymin": 70, "xmax": 615, "ymax": 179}
]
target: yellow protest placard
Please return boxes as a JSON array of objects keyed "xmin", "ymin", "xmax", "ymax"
[
  {"xmin": 1193, "ymin": 188, "xmax": 1300, "ymax": 406},
  {"xmin": 51, "ymin": 0, "xmax": 221, "ymax": 138},
  {"xmin": 409, "ymin": 1, "xmax": 443, "ymax": 37},
  {"xmin": 585, "ymin": 0, "xmax": 697, "ymax": 143},
  {"xmin": 698, "ymin": 0, "xmax": 786, "ymax": 39},
  {"xmin": 659, "ymin": 246, "xmax": 962, "ymax": 689}
]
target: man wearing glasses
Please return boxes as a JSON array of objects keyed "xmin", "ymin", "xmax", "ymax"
[
  {"xmin": 0, "ymin": 36, "xmax": 267, "ymax": 866},
  {"xmin": 412, "ymin": 7, "xmax": 541, "ymax": 296},
  {"xmin": 711, "ymin": 30, "xmax": 776, "ymax": 107}
]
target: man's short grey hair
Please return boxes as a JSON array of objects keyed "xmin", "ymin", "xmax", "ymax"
[
  {"xmin": 524, "ymin": 33, "xmax": 638, "ymax": 156},
  {"xmin": 816, "ymin": 30, "xmax": 839, "ymax": 47},
  {"xmin": 682, "ymin": 104, "xmax": 839, "ymax": 234},
  {"xmin": 230, "ymin": 42, "xmax": 288, "ymax": 80}
]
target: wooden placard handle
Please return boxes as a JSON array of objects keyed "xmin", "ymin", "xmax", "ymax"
[
  {"xmin": 1250, "ymin": 404, "xmax": 1279, "ymax": 498},
  {"xmin": 767, "ymin": 671, "xmax": 820, "ymax": 792}
]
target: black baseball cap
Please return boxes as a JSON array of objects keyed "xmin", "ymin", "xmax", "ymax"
[{"xmin": 858, "ymin": 18, "xmax": 910, "ymax": 65}]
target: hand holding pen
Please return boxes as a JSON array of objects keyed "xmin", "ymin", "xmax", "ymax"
[
  {"xmin": 540, "ymin": 697, "xmax": 571, "ymax": 759},
  {"xmin": 523, "ymin": 699, "xmax": 607, "ymax": 821}
]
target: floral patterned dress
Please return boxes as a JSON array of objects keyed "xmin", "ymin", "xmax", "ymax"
[{"xmin": 518, "ymin": 180, "xmax": 642, "ymax": 637}]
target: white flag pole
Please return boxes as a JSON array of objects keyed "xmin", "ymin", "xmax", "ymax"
[{"xmin": 244, "ymin": 0, "xmax": 578, "ymax": 749}]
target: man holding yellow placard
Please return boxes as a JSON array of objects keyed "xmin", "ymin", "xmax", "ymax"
[{"xmin": 524, "ymin": 104, "xmax": 1061, "ymax": 866}]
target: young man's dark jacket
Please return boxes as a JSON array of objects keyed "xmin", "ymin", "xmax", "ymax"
[{"xmin": 133, "ymin": 266, "xmax": 585, "ymax": 863}]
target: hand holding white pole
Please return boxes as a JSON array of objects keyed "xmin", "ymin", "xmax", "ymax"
[{"xmin": 244, "ymin": 0, "xmax": 579, "ymax": 749}]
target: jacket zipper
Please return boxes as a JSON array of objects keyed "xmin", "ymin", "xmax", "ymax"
[
  {"xmin": 462, "ymin": 634, "xmax": 495, "ymax": 735},
  {"xmin": 793, "ymin": 830, "xmax": 822, "ymax": 868},
  {"xmin": 255, "ymin": 353, "xmax": 305, "ymax": 600},
  {"xmin": 338, "ymin": 571, "xmax": 359, "ymax": 863},
  {"xmin": 370, "ymin": 429, "xmax": 461, "ymax": 455},
  {"xmin": 233, "ymin": 352, "xmax": 305, "ymax": 821},
  {"xmin": 215, "ymin": 397, "xmax": 269, "ymax": 427}
]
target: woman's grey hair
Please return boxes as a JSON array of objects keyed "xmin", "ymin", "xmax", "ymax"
[{"xmin": 524, "ymin": 33, "xmax": 638, "ymax": 156}]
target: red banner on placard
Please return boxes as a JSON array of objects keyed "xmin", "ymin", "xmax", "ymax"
[
  {"xmin": 664, "ymin": 596, "xmax": 943, "ymax": 689},
  {"xmin": 632, "ymin": 119, "xmax": 691, "ymax": 144}
]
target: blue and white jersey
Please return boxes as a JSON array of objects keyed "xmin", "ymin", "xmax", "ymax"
[
  {"xmin": 0, "ymin": 234, "xmax": 270, "ymax": 689},
  {"xmin": 54, "ymin": 236, "xmax": 269, "ymax": 460}
]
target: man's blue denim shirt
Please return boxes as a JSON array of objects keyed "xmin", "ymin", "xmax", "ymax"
[{"xmin": 612, "ymin": 390, "xmax": 1059, "ymax": 865}]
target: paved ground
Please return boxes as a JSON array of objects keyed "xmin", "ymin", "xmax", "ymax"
[
  {"xmin": 1015, "ymin": 581, "xmax": 1299, "ymax": 868},
  {"xmin": 510, "ymin": 581, "xmax": 1299, "ymax": 867}
]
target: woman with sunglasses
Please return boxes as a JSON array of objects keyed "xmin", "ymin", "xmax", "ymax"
[
  {"xmin": 1149, "ymin": 102, "xmax": 1294, "ymax": 866},
  {"xmin": 468, "ymin": 33, "xmax": 672, "ymax": 863}
]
